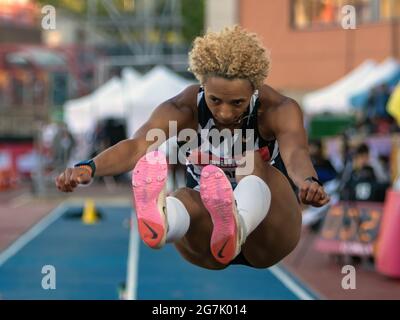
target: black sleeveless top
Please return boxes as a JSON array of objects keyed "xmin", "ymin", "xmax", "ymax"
[{"xmin": 181, "ymin": 87, "xmax": 283, "ymax": 190}]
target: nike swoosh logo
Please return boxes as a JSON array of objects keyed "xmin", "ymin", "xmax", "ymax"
[
  {"xmin": 217, "ymin": 240, "xmax": 229, "ymax": 259},
  {"xmin": 143, "ymin": 220, "xmax": 158, "ymax": 239}
]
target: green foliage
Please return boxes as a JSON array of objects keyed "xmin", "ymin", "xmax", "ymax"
[
  {"xmin": 181, "ymin": 0, "xmax": 205, "ymax": 44},
  {"xmin": 36, "ymin": 0, "xmax": 205, "ymax": 44},
  {"xmin": 37, "ymin": 0, "xmax": 86, "ymax": 14}
]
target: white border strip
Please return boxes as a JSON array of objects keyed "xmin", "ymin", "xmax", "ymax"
[
  {"xmin": 269, "ymin": 265, "xmax": 315, "ymax": 300},
  {"xmin": 0, "ymin": 203, "xmax": 67, "ymax": 267},
  {"xmin": 125, "ymin": 211, "xmax": 139, "ymax": 300}
]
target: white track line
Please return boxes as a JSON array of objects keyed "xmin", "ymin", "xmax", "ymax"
[
  {"xmin": 269, "ymin": 265, "xmax": 315, "ymax": 300},
  {"xmin": 125, "ymin": 212, "xmax": 139, "ymax": 300},
  {"xmin": 9, "ymin": 193, "xmax": 32, "ymax": 208},
  {"xmin": 0, "ymin": 203, "xmax": 67, "ymax": 267}
]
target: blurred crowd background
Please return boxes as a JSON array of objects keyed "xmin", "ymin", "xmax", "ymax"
[{"xmin": 1, "ymin": 0, "xmax": 400, "ymax": 296}]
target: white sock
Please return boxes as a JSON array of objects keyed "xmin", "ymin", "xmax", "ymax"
[
  {"xmin": 165, "ymin": 196, "xmax": 190, "ymax": 243},
  {"xmin": 234, "ymin": 175, "xmax": 271, "ymax": 241}
]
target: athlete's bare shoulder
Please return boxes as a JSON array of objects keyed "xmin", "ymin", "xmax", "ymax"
[
  {"xmin": 257, "ymin": 84, "xmax": 290, "ymax": 110},
  {"xmin": 158, "ymin": 84, "xmax": 200, "ymax": 130},
  {"xmin": 137, "ymin": 84, "xmax": 200, "ymax": 135},
  {"xmin": 169, "ymin": 84, "xmax": 200, "ymax": 116},
  {"xmin": 257, "ymin": 84, "xmax": 303, "ymax": 138}
]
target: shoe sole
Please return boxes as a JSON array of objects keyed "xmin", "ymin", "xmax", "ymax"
[
  {"xmin": 132, "ymin": 151, "xmax": 168, "ymax": 249},
  {"xmin": 200, "ymin": 165, "xmax": 240, "ymax": 265}
]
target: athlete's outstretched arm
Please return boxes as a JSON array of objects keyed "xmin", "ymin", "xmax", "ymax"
[
  {"xmin": 55, "ymin": 85, "xmax": 198, "ymax": 192},
  {"xmin": 93, "ymin": 85, "xmax": 197, "ymax": 176},
  {"xmin": 269, "ymin": 97, "xmax": 330, "ymax": 207}
]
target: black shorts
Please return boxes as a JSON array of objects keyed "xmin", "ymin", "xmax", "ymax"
[{"xmin": 230, "ymin": 251, "xmax": 253, "ymax": 267}]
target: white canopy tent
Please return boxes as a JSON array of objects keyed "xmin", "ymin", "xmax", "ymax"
[
  {"xmin": 350, "ymin": 57, "xmax": 400, "ymax": 108},
  {"xmin": 125, "ymin": 65, "xmax": 193, "ymax": 137},
  {"xmin": 64, "ymin": 64, "xmax": 192, "ymax": 141},
  {"xmin": 92, "ymin": 77, "xmax": 126, "ymax": 120},
  {"xmin": 121, "ymin": 67, "xmax": 142, "ymax": 84},
  {"xmin": 303, "ymin": 58, "xmax": 400, "ymax": 115},
  {"xmin": 302, "ymin": 60, "xmax": 377, "ymax": 115},
  {"xmin": 64, "ymin": 94, "xmax": 98, "ymax": 135},
  {"xmin": 64, "ymin": 67, "xmax": 142, "ymax": 135}
]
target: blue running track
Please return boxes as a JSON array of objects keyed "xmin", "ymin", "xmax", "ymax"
[{"xmin": 0, "ymin": 204, "xmax": 319, "ymax": 300}]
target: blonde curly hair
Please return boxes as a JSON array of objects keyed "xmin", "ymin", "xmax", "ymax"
[{"xmin": 188, "ymin": 25, "xmax": 270, "ymax": 89}]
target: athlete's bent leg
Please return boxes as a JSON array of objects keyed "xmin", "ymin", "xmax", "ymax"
[
  {"xmin": 172, "ymin": 187, "xmax": 230, "ymax": 270},
  {"xmin": 235, "ymin": 151, "xmax": 302, "ymax": 268}
]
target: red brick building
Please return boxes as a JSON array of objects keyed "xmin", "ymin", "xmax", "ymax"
[{"xmin": 239, "ymin": 0, "xmax": 400, "ymax": 91}]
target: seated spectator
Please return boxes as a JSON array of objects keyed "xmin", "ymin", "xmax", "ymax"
[
  {"xmin": 309, "ymin": 139, "xmax": 337, "ymax": 184},
  {"xmin": 365, "ymin": 84, "xmax": 396, "ymax": 134},
  {"xmin": 339, "ymin": 143, "xmax": 388, "ymax": 202}
]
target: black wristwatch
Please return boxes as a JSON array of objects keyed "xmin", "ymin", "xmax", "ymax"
[
  {"xmin": 305, "ymin": 176, "xmax": 323, "ymax": 186},
  {"xmin": 74, "ymin": 159, "xmax": 96, "ymax": 177}
]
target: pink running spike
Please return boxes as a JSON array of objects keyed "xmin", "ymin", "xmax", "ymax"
[
  {"xmin": 200, "ymin": 165, "xmax": 241, "ymax": 265},
  {"xmin": 132, "ymin": 151, "xmax": 168, "ymax": 249}
]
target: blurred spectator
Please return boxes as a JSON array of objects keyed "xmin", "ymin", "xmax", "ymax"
[
  {"xmin": 370, "ymin": 154, "xmax": 390, "ymax": 184},
  {"xmin": 52, "ymin": 123, "xmax": 76, "ymax": 169},
  {"xmin": 90, "ymin": 118, "xmax": 127, "ymax": 158},
  {"xmin": 104, "ymin": 118, "xmax": 127, "ymax": 148},
  {"xmin": 90, "ymin": 118, "xmax": 127, "ymax": 182},
  {"xmin": 309, "ymin": 139, "xmax": 337, "ymax": 183},
  {"xmin": 365, "ymin": 84, "xmax": 396, "ymax": 134},
  {"xmin": 90, "ymin": 120, "xmax": 107, "ymax": 159},
  {"xmin": 334, "ymin": 133, "xmax": 353, "ymax": 193},
  {"xmin": 339, "ymin": 143, "xmax": 388, "ymax": 202}
]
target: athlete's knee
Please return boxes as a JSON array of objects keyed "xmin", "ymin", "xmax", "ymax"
[{"xmin": 235, "ymin": 150, "xmax": 272, "ymax": 183}]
